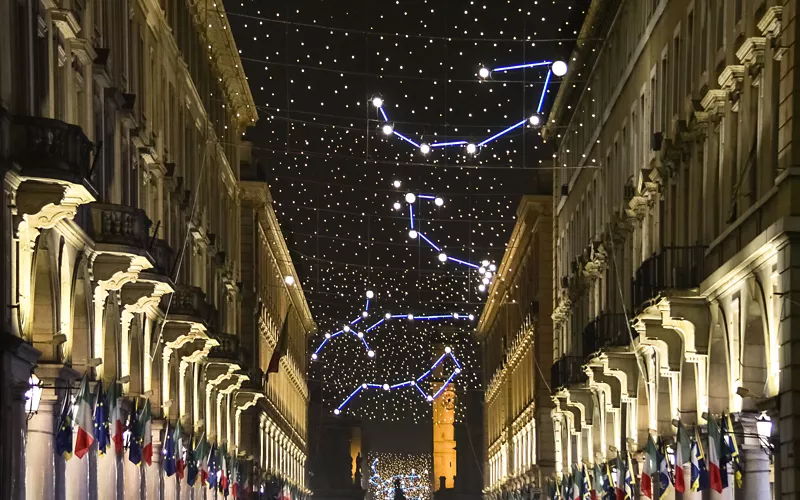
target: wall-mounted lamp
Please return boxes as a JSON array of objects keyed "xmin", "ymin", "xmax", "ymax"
[
  {"xmin": 24, "ymin": 374, "xmax": 43, "ymax": 418},
  {"xmin": 756, "ymin": 412, "xmax": 774, "ymax": 454}
]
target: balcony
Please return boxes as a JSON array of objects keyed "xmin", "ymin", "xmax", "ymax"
[
  {"xmin": 2, "ymin": 111, "xmax": 94, "ymax": 187},
  {"xmin": 79, "ymin": 203, "xmax": 150, "ymax": 249},
  {"xmin": 147, "ymin": 238, "xmax": 175, "ymax": 277},
  {"xmin": 582, "ymin": 313, "xmax": 634, "ymax": 359},
  {"xmin": 632, "ymin": 246, "xmax": 706, "ymax": 312},
  {"xmin": 161, "ymin": 284, "xmax": 209, "ymax": 326},
  {"xmin": 550, "ymin": 356, "xmax": 587, "ymax": 391},
  {"xmin": 208, "ymin": 333, "xmax": 245, "ymax": 366}
]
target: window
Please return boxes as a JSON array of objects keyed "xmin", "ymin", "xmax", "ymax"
[
  {"xmin": 687, "ymin": 11, "xmax": 694, "ymax": 94},
  {"xmin": 660, "ymin": 56, "xmax": 668, "ymax": 133},
  {"xmin": 700, "ymin": 0, "xmax": 708, "ymax": 74},
  {"xmin": 716, "ymin": 0, "xmax": 724, "ymax": 52},
  {"xmin": 673, "ymin": 33, "xmax": 681, "ymax": 117}
]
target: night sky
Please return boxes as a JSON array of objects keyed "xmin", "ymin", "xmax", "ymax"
[{"xmin": 228, "ymin": 0, "xmax": 588, "ymax": 422}]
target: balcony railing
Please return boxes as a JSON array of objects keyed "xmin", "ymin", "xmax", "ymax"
[
  {"xmin": 551, "ymin": 356, "xmax": 587, "ymax": 391},
  {"xmin": 582, "ymin": 313, "xmax": 634, "ymax": 358},
  {"xmin": 2, "ymin": 111, "xmax": 94, "ymax": 185},
  {"xmin": 209, "ymin": 333, "xmax": 244, "ymax": 365},
  {"xmin": 147, "ymin": 239, "xmax": 175, "ymax": 277},
  {"xmin": 79, "ymin": 203, "xmax": 151, "ymax": 248},
  {"xmin": 632, "ymin": 246, "xmax": 706, "ymax": 311},
  {"xmin": 162, "ymin": 284, "xmax": 209, "ymax": 325}
]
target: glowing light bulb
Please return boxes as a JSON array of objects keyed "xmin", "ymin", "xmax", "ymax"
[
  {"xmin": 453, "ymin": 313, "xmax": 460, "ymax": 319},
  {"xmin": 382, "ymin": 124, "xmax": 394, "ymax": 135},
  {"xmin": 393, "ymin": 180, "xmax": 402, "ymax": 188},
  {"xmin": 552, "ymin": 60, "xmax": 568, "ymax": 77},
  {"xmin": 479, "ymin": 284, "xmax": 486, "ymax": 292},
  {"xmin": 368, "ymin": 350, "xmax": 375, "ymax": 358},
  {"xmin": 466, "ymin": 143, "xmax": 477, "ymax": 154},
  {"xmin": 343, "ymin": 326, "xmax": 351, "ymax": 332},
  {"xmin": 362, "ymin": 311, "xmax": 368, "ymax": 318},
  {"xmin": 362, "ymin": 383, "xmax": 368, "ymax": 389},
  {"xmin": 529, "ymin": 114, "xmax": 541, "ymax": 127},
  {"xmin": 419, "ymin": 143, "xmax": 431, "ymax": 155},
  {"xmin": 468, "ymin": 314, "xmax": 475, "ymax": 320},
  {"xmin": 479, "ymin": 67, "xmax": 490, "ymax": 79},
  {"xmin": 410, "ymin": 380, "xmax": 416, "ymax": 386},
  {"xmin": 334, "ymin": 408, "xmax": 341, "ymax": 415},
  {"xmin": 383, "ymin": 384, "xmax": 390, "ymax": 391},
  {"xmin": 325, "ymin": 333, "xmax": 331, "ymax": 339},
  {"xmin": 455, "ymin": 368, "xmax": 462, "ymax": 374},
  {"xmin": 438, "ymin": 253, "xmax": 448, "ymax": 262},
  {"xmin": 426, "ymin": 395, "xmax": 433, "ymax": 402},
  {"xmin": 485, "ymin": 271, "xmax": 493, "ymax": 279},
  {"xmin": 357, "ymin": 331, "xmax": 364, "ymax": 338},
  {"xmin": 482, "ymin": 278, "xmax": 490, "ymax": 285},
  {"xmin": 393, "ymin": 202, "xmax": 401, "ymax": 210},
  {"xmin": 409, "ymin": 230, "xmax": 418, "ymax": 239},
  {"xmin": 284, "ymin": 275, "xmax": 295, "ymax": 285},
  {"xmin": 434, "ymin": 197, "xmax": 444, "ymax": 206},
  {"xmin": 489, "ymin": 264, "xmax": 497, "ymax": 271},
  {"xmin": 385, "ymin": 313, "xmax": 392, "ymax": 319},
  {"xmin": 372, "ymin": 96, "xmax": 384, "ymax": 108},
  {"xmin": 445, "ymin": 346, "xmax": 452, "ymax": 353},
  {"xmin": 407, "ymin": 314, "xmax": 414, "ymax": 320},
  {"xmin": 482, "ymin": 260, "xmax": 490, "ymax": 267},
  {"xmin": 311, "ymin": 353, "xmax": 318, "ymax": 360},
  {"xmin": 366, "ymin": 290, "xmax": 374, "ymax": 299},
  {"xmin": 405, "ymin": 193, "xmax": 416, "ymax": 203},
  {"xmin": 479, "ymin": 267, "xmax": 486, "ymax": 274}
]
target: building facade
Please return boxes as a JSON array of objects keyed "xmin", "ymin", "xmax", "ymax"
[
  {"xmin": 477, "ymin": 196, "xmax": 554, "ymax": 498},
  {"xmin": 543, "ymin": 0, "xmax": 796, "ymax": 498},
  {"xmin": 0, "ymin": 0, "xmax": 314, "ymax": 498}
]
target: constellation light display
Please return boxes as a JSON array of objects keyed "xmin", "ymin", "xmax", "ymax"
[
  {"xmin": 374, "ymin": 60, "xmax": 567, "ymax": 155},
  {"xmin": 333, "ymin": 348, "xmax": 463, "ymax": 415},
  {"xmin": 398, "ymin": 193, "xmax": 496, "ymax": 292},
  {"xmin": 369, "ymin": 458, "xmax": 431, "ymax": 500}
]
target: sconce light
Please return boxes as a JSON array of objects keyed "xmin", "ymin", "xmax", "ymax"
[
  {"xmin": 24, "ymin": 374, "xmax": 43, "ymax": 418},
  {"xmin": 756, "ymin": 412, "xmax": 774, "ymax": 454}
]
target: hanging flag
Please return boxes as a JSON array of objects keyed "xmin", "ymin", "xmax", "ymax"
[
  {"xmin": 615, "ymin": 454, "xmax": 625, "ymax": 500},
  {"xmin": 548, "ymin": 477, "xmax": 560, "ymax": 500},
  {"xmin": 164, "ymin": 421, "xmax": 176, "ymax": 477},
  {"xmin": 196, "ymin": 433, "xmax": 210, "ymax": 485},
  {"xmin": 219, "ymin": 443, "xmax": 230, "ymax": 495},
  {"xmin": 231, "ymin": 455, "xmax": 240, "ymax": 498},
  {"xmin": 656, "ymin": 438, "xmax": 672, "ymax": 500},
  {"xmin": 73, "ymin": 375, "xmax": 95, "ymax": 459},
  {"xmin": 55, "ymin": 389, "xmax": 74, "ymax": 461},
  {"xmin": 673, "ymin": 421, "xmax": 690, "ymax": 492},
  {"xmin": 107, "ymin": 381, "xmax": 124, "ymax": 454},
  {"xmin": 128, "ymin": 400, "xmax": 142, "ymax": 466},
  {"xmin": 603, "ymin": 461, "xmax": 613, "ymax": 500},
  {"xmin": 268, "ymin": 307, "xmax": 292, "ymax": 374},
  {"xmin": 561, "ymin": 473, "xmax": 570, "ymax": 500},
  {"xmin": 581, "ymin": 464, "xmax": 592, "ymax": 500},
  {"xmin": 641, "ymin": 436, "xmax": 657, "ymax": 499},
  {"xmin": 174, "ymin": 419, "xmax": 185, "ymax": 480},
  {"xmin": 208, "ymin": 443, "xmax": 219, "ymax": 489},
  {"xmin": 186, "ymin": 434, "xmax": 199, "ymax": 486},
  {"xmin": 722, "ymin": 413, "xmax": 743, "ymax": 488},
  {"xmin": 706, "ymin": 414, "xmax": 723, "ymax": 493},
  {"xmin": 624, "ymin": 452, "xmax": 635, "ymax": 500},
  {"xmin": 93, "ymin": 379, "xmax": 109, "ymax": 455},
  {"xmin": 693, "ymin": 426, "xmax": 709, "ymax": 491},
  {"xmin": 140, "ymin": 399, "xmax": 153, "ymax": 466}
]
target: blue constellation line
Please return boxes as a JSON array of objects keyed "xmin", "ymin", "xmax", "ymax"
[
  {"xmin": 334, "ymin": 347, "xmax": 463, "ymax": 415},
  {"xmin": 374, "ymin": 59, "xmax": 567, "ymax": 154},
  {"xmin": 401, "ymin": 192, "xmax": 497, "ymax": 292},
  {"xmin": 311, "ymin": 290, "xmax": 476, "ymax": 360}
]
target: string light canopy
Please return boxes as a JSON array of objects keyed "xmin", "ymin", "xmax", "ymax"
[
  {"xmin": 369, "ymin": 457, "xmax": 431, "ymax": 500},
  {"xmin": 228, "ymin": 0, "xmax": 588, "ymax": 421}
]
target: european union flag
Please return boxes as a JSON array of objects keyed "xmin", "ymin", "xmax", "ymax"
[{"xmin": 55, "ymin": 391, "xmax": 73, "ymax": 460}]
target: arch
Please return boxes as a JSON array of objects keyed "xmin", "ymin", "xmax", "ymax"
[
  {"xmin": 70, "ymin": 255, "xmax": 92, "ymax": 370},
  {"xmin": 740, "ymin": 281, "xmax": 769, "ymax": 411},
  {"xmin": 30, "ymin": 231, "xmax": 57, "ymax": 360},
  {"xmin": 128, "ymin": 314, "xmax": 144, "ymax": 395},
  {"xmin": 102, "ymin": 293, "xmax": 120, "ymax": 382}
]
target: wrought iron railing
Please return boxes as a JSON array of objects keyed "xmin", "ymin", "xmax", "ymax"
[
  {"xmin": 79, "ymin": 203, "xmax": 150, "ymax": 248},
  {"xmin": 550, "ymin": 356, "xmax": 587, "ymax": 391},
  {"xmin": 162, "ymin": 284, "xmax": 208, "ymax": 324},
  {"xmin": 209, "ymin": 333, "xmax": 243, "ymax": 364},
  {"xmin": 632, "ymin": 245, "xmax": 706, "ymax": 311},
  {"xmin": 582, "ymin": 313, "xmax": 633, "ymax": 358}
]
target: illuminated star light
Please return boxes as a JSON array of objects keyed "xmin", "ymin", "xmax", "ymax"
[
  {"xmin": 370, "ymin": 459, "xmax": 429, "ymax": 500},
  {"xmin": 374, "ymin": 60, "xmax": 564, "ymax": 154},
  {"xmin": 333, "ymin": 349, "xmax": 463, "ymax": 415}
]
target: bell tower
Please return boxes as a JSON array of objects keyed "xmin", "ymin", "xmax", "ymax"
[{"xmin": 431, "ymin": 344, "xmax": 457, "ymax": 491}]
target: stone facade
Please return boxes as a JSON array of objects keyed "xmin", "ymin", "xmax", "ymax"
[
  {"xmin": 477, "ymin": 196, "xmax": 553, "ymax": 499},
  {"xmin": 0, "ymin": 0, "xmax": 314, "ymax": 499},
  {"xmin": 542, "ymin": 0, "xmax": 797, "ymax": 498}
]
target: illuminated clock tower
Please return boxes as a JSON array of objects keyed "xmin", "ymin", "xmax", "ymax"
[{"xmin": 432, "ymin": 344, "xmax": 457, "ymax": 491}]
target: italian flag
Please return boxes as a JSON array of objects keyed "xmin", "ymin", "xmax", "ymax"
[
  {"xmin": 74, "ymin": 375, "xmax": 95, "ymax": 459},
  {"xmin": 140, "ymin": 400, "xmax": 153, "ymax": 466},
  {"xmin": 195, "ymin": 434, "xmax": 210, "ymax": 484},
  {"xmin": 707, "ymin": 415, "xmax": 723, "ymax": 493},
  {"xmin": 641, "ymin": 436, "xmax": 657, "ymax": 499},
  {"xmin": 674, "ymin": 421, "xmax": 690, "ymax": 492},
  {"xmin": 174, "ymin": 419, "xmax": 185, "ymax": 480},
  {"xmin": 107, "ymin": 381, "xmax": 124, "ymax": 454}
]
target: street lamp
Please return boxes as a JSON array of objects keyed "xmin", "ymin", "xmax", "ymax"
[{"xmin": 756, "ymin": 412, "xmax": 773, "ymax": 453}]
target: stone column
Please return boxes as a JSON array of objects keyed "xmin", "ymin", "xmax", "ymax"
[
  {"xmin": 65, "ymin": 424, "xmax": 90, "ymax": 500},
  {"xmin": 741, "ymin": 446, "xmax": 771, "ymax": 500},
  {"xmin": 0, "ymin": 333, "xmax": 40, "ymax": 500},
  {"xmin": 25, "ymin": 397, "xmax": 59, "ymax": 500},
  {"xmin": 147, "ymin": 419, "xmax": 166, "ymax": 500}
]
